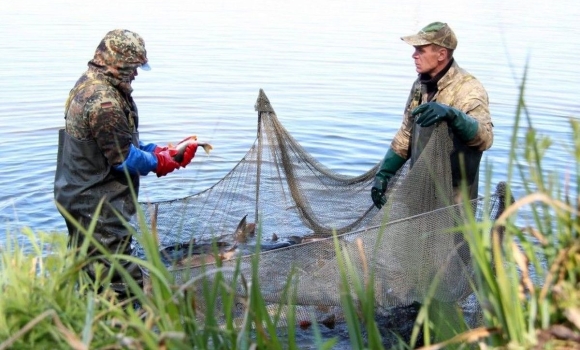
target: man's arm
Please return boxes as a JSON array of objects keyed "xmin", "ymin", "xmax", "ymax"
[
  {"xmin": 452, "ymin": 79, "xmax": 493, "ymax": 151},
  {"xmin": 414, "ymin": 79, "xmax": 494, "ymax": 152},
  {"xmin": 86, "ymin": 94, "xmax": 133, "ymax": 166}
]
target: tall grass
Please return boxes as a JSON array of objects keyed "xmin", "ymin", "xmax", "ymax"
[{"xmin": 0, "ymin": 199, "xmax": 339, "ymax": 349}]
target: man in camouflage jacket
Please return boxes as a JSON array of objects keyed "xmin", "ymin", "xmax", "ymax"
[
  {"xmin": 54, "ymin": 29, "xmax": 197, "ymax": 298},
  {"xmin": 371, "ymin": 22, "xmax": 494, "ymax": 209}
]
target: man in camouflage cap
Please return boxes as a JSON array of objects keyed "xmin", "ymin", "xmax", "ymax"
[
  {"xmin": 371, "ymin": 21, "xmax": 494, "ymax": 209},
  {"xmin": 54, "ymin": 29, "xmax": 198, "ymax": 299}
]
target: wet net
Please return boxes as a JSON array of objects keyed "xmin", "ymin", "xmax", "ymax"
[{"xmin": 136, "ymin": 89, "xmax": 508, "ymax": 321}]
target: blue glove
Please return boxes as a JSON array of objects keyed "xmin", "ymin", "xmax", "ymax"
[
  {"xmin": 114, "ymin": 144, "xmax": 157, "ymax": 175},
  {"xmin": 412, "ymin": 102, "xmax": 478, "ymax": 142},
  {"xmin": 139, "ymin": 141, "xmax": 158, "ymax": 152}
]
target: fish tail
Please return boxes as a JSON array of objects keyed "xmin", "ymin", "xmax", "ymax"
[{"xmin": 201, "ymin": 144, "xmax": 213, "ymax": 155}]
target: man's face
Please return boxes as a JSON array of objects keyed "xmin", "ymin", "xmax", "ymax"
[{"xmin": 411, "ymin": 44, "xmax": 445, "ymax": 77}]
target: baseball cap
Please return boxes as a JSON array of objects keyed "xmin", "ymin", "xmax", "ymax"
[{"xmin": 401, "ymin": 22, "xmax": 458, "ymax": 50}]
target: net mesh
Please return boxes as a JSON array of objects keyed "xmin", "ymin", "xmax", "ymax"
[{"xmin": 136, "ymin": 89, "xmax": 508, "ymax": 321}]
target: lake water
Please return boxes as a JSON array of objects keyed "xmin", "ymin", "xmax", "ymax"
[
  {"xmin": 3, "ymin": 0, "xmax": 579, "ymax": 239},
  {"xmin": 0, "ymin": 1, "xmax": 577, "ymax": 249},
  {"xmin": 0, "ymin": 0, "xmax": 577, "ymax": 248},
  {"xmin": 2, "ymin": 0, "xmax": 578, "ymax": 238},
  {"xmin": 1, "ymin": 0, "xmax": 578, "ymax": 347}
]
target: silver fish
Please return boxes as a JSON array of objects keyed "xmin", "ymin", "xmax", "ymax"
[{"xmin": 170, "ymin": 136, "xmax": 213, "ymax": 163}]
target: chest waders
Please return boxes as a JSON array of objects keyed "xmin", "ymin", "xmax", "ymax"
[{"xmin": 54, "ymin": 79, "xmax": 143, "ymax": 298}]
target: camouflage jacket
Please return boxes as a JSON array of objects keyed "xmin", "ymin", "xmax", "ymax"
[
  {"xmin": 64, "ymin": 66, "xmax": 138, "ymax": 167},
  {"xmin": 390, "ymin": 61, "xmax": 493, "ymax": 159}
]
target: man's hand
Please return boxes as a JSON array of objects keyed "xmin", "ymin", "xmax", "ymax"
[
  {"xmin": 371, "ymin": 178, "xmax": 388, "ymax": 209},
  {"xmin": 154, "ymin": 145, "xmax": 168, "ymax": 154},
  {"xmin": 169, "ymin": 136, "xmax": 199, "ymax": 167},
  {"xmin": 371, "ymin": 148, "xmax": 406, "ymax": 209},
  {"xmin": 413, "ymin": 102, "xmax": 479, "ymax": 142},
  {"xmin": 155, "ymin": 149, "xmax": 181, "ymax": 177},
  {"xmin": 413, "ymin": 102, "xmax": 454, "ymax": 127},
  {"xmin": 179, "ymin": 143, "xmax": 197, "ymax": 167}
]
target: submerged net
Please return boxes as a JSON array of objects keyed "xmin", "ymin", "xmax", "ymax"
[{"xmin": 136, "ymin": 89, "xmax": 508, "ymax": 320}]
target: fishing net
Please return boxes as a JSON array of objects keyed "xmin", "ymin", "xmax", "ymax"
[{"xmin": 136, "ymin": 89, "xmax": 508, "ymax": 324}]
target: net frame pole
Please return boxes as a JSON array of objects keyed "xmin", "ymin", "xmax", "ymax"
[{"xmin": 253, "ymin": 89, "xmax": 274, "ymax": 224}]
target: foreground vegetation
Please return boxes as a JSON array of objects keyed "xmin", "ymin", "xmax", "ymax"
[{"xmin": 1, "ymin": 75, "xmax": 579, "ymax": 349}]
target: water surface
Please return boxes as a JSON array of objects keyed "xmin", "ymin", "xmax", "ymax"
[{"xmin": 0, "ymin": 0, "xmax": 578, "ymax": 250}]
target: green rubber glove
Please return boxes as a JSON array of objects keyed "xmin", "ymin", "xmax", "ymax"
[
  {"xmin": 412, "ymin": 102, "xmax": 479, "ymax": 142},
  {"xmin": 371, "ymin": 148, "xmax": 406, "ymax": 209}
]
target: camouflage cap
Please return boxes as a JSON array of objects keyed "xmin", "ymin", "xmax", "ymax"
[
  {"xmin": 91, "ymin": 29, "xmax": 150, "ymax": 71},
  {"xmin": 401, "ymin": 22, "xmax": 458, "ymax": 50}
]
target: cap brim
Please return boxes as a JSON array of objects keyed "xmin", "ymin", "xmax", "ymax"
[
  {"xmin": 401, "ymin": 35, "xmax": 432, "ymax": 47},
  {"xmin": 139, "ymin": 62, "xmax": 151, "ymax": 71}
]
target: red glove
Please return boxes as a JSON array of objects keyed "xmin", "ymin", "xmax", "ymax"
[
  {"xmin": 179, "ymin": 143, "xmax": 198, "ymax": 168},
  {"xmin": 155, "ymin": 149, "xmax": 181, "ymax": 177},
  {"xmin": 154, "ymin": 146, "xmax": 168, "ymax": 154}
]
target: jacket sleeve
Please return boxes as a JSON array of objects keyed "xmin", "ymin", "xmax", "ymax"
[
  {"xmin": 390, "ymin": 82, "xmax": 420, "ymax": 159},
  {"xmin": 114, "ymin": 144, "xmax": 157, "ymax": 175},
  {"xmin": 390, "ymin": 118, "xmax": 413, "ymax": 160},
  {"xmin": 455, "ymin": 80, "xmax": 494, "ymax": 151}
]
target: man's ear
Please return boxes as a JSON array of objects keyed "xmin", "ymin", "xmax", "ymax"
[{"xmin": 437, "ymin": 47, "xmax": 448, "ymax": 62}]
